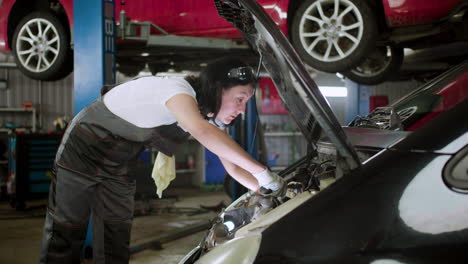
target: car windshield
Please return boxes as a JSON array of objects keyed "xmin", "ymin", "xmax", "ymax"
[{"xmin": 391, "ymin": 60, "xmax": 468, "ymax": 131}]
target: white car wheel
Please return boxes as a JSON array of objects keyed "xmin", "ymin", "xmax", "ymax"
[
  {"xmin": 12, "ymin": 12, "xmax": 72, "ymax": 81},
  {"xmin": 291, "ymin": 0, "xmax": 377, "ymax": 73}
]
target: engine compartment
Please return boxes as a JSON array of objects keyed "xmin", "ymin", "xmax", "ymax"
[
  {"xmin": 176, "ymin": 133, "xmax": 399, "ymax": 264},
  {"xmin": 182, "ymin": 134, "xmax": 385, "ymax": 263},
  {"xmin": 198, "ymin": 146, "xmax": 350, "ymax": 254}
]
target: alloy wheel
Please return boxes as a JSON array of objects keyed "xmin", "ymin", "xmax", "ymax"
[
  {"xmin": 15, "ymin": 18, "xmax": 61, "ymax": 73},
  {"xmin": 298, "ymin": 0, "xmax": 364, "ymax": 62}
]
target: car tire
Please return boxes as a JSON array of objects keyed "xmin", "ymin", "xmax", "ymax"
[
  {"xmin": 342, "ymin": 46, "xmax": 404, "ymax": 85},
  {"xmin": 12, "ymin": 11, "xmax": 72, "ymax": 81},
  {"xmin": 291, "ymin": 0, "xmax": 378, "ymax": 73}
]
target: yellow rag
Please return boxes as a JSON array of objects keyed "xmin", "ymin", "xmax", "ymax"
[{"xmin": 152, "ymin": 152, "xmax": 176, "ymax": 198}]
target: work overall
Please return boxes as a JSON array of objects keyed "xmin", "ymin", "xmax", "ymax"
[{"xmin": 39, "ymin": 97, "xmax": 189, "ymax": 264}]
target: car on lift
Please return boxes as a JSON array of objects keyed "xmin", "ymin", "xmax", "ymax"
[
  {"xmin": 178, "ymin": 0, "xmax": 468, "ymax": 263},
  {"xmin": 0, "ymin": 0, "xmax": 73, "ymax": 80},
  {"xmin": 339, "ymin": 0, "xmax": 468, "ymax": 85},
  {"xmin": 1, "ymin": 0, "xmax": 467, "ymax": 82}
]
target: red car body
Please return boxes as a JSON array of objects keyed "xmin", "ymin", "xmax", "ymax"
[
  {"xmin": 407, "ymin": 66, "xmax": 468, "ymax": 131},
  {"xmin": 352, "ymin": 58, "xmax": 468, "ymax": 131},
  {"xmin": 0, "ymin": 0, "xmax": 463, "ymax": 52},
  {"xmin": 383, "ymin": 0, "xmax": 462, "ymax": 27},
  {"xmin": 114, "ymin": 0, "xmax": 289, "ymax": 38},
  {"xmin": 0, "ymin": 0, "xmax": 465, "ymax": 81},
  {"xmin": 0, "ymin": 0, "xmax": 290, "ymax": 51}
]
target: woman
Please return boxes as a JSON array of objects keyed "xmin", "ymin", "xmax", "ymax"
[{"xmin": 39, "ymin": 57, "xmax": 284, "ymax": 263}]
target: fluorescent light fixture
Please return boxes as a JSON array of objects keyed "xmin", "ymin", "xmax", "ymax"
[
  {"xmin": 141, "ymin": 52, "xmax": 149, "ymax": 57},
  {"xmin": 319, "ymin": 86, "xmax": 347, "ymax": 97}
]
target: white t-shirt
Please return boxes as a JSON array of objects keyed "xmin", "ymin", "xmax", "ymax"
[{"xmin": 103, "ymin": 76, "xmax": 196, "ymax": 129}]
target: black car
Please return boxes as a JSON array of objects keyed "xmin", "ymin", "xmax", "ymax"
[{"xmin": 179, "ymin": 1, "xmax": 468, "ymax": 263}]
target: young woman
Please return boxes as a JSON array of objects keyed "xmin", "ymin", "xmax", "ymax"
[{"xmin": 39, "ymin": 57, "xmax": 284, "ymax": 263}]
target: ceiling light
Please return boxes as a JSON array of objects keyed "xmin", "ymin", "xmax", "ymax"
[{"xmin": 319, "ymin": 86, "xmax": 347, "ymax": 97}]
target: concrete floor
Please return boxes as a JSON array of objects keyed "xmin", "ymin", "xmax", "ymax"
[{"xmin": 0, "ymin": 187, "xmax": 231, "ymax": 264}]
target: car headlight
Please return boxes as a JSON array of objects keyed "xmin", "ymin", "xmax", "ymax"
[{"xmin": 196, "ymin": 234, "xmax": 262, "ymax": 264}]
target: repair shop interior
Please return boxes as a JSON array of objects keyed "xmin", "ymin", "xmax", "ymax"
[{"xmin": 1, "ymin": 0, "xmax": 467, "ymax": 264}]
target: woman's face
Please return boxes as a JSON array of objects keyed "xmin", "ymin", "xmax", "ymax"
[{"xmin": 216, "ymin": 84, "xmax": 254, "ymax": 124}]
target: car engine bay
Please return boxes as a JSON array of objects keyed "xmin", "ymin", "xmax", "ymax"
[
  {"xmin": 201, "ymin": 166, "xmax": 335, "ymax": 255},
  {"xmin": 194, "ymin": 141, "xmax": 376, "ymax": 258}
]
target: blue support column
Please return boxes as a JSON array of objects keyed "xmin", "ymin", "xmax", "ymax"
[
  {"xmin": 204, "ymin": 149, "xmax": 227, "ymax": 185},
  {"xmin": 246, "ymin": 98, "xmax": 259, "ymax": 159},
  {"xmin": 74, "ymin": 0, "xmax": 116, "ymax": 114},
  {"xmin": 74, "ymin": 0, "xmax": 116, "ymax": 254},
  {"xmin": 228, "ymin": 97, "xmax": 259, "ymax": 201},
  {"xmin": 345, "ymin": 79, "xmax": 370, "ymax": 124},
  {"xmin": 227, "ymin": 121, "xmax": 241, "ymax": 201}
]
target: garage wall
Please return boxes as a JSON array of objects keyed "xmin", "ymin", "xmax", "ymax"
[
  {"xmin": 314, "ymin": 72, "xmax": 347, "ymax": 124},
  {"xmin": 0, "ymin": 61, "xmax": 422, "ymax": 134},
  {"xmin": 367, "ymin": 79, "xmax": 422, "ymax": 105},
  {"xmin": 0, "ymin": 54, "xmax": 74, "ymax": 132},
  {"xmin": 315, "ymin": 70, "xmax": 423, "ymax": 108}
]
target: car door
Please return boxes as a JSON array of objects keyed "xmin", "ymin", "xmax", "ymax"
[
  {"xmin": 171, "ymin": 0, "xmax": 237, "ymax": 37},
  {"xmin": 115, "ymin": 0, "xmax": 237, "ymax": 37},
  {"xmin": 115, "ymin": 0, "xmax": 288, "ymax": 38},
  {"xmin": 383, "ymin": 0, "xmax": 462, "ymax": 27},
  {"xmin": 164, "ymin": 0, "xmax": 288, "ymax": 38}
]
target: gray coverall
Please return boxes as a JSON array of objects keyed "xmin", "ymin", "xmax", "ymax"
[{"xmin": 39, "ymin": 96, "xmax": 189, "ymax": 263}]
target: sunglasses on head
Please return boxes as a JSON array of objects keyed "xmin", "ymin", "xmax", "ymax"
[{"xmin": 227, "ymin": 66, "xmax": 256, "ymax": 82}]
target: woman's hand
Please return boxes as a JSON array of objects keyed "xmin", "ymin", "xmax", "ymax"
[{"xmin": 253, "ymin": 169, "xmax": 286, "ymax": 197}]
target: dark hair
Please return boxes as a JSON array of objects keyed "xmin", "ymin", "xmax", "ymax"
[
  {"xmin": 185, "ymin": 57, "xmax": 257, "ymax": 119},
  {"xmin": 100, "ymin": 84, "xmax": 118, "ymax": 96}
]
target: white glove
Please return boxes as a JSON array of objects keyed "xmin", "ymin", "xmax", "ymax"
[{"xmin": 253, "ymin": 169, "xmax": 285, "ymax": 196}]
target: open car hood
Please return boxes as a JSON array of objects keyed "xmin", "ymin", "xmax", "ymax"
[{"xmin": 214, "ymin": 0, "xmax": 361, "ymax": 172}]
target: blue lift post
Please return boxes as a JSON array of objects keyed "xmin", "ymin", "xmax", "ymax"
[
  {"xmin": 74, "ymin": 0, "xmax": 116, "ymax": 255},
  {"xmin": 246, "ymin": 99, "xmax": 259, "ymax": 161},
  {"xmin": 345, "ymin": 79, "xmax": 370, "ymax": 124},
  {"xmin": 229, "ymin": 98, "xmax": 259, "ymax": 200},
  {"xmin": 74, "ymin": 0, "xmax": 116, "ymax": 114}
]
